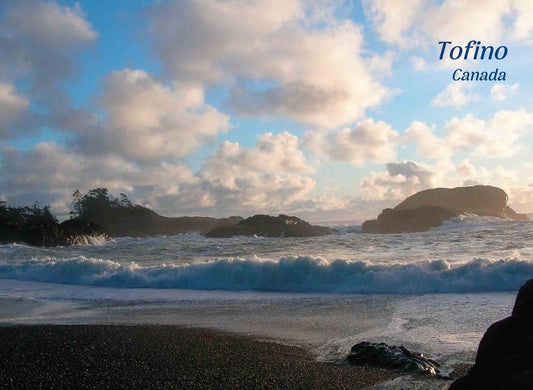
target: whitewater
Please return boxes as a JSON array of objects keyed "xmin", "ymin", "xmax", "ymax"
[{"xmin": 1, "ymin": 216, "xmax": 532, "ymax": 377}]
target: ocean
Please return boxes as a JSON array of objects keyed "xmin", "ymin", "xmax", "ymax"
[{"xmin": 1, "ymin": 215, "xmax": 532, "ymax": 379}]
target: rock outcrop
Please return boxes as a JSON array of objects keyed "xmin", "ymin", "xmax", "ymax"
[
  {"xmin": 2, "ymin": 219, "xmax": 109, "ymax": 247},
  {"xmin": 346, "ymin": 342, "xmax": 441, "ymax": 376},
  {"xmin": 91, "ymin": 210, "xmax": 244, "ymax": 237},
  {"xmin": 450, "ymin": 279, "xmax": 533, "ymax": 389},
  {"xmin": 361, "ymin": 206, "xmax": 460, "ymax": 234},
  {"xmin": 362, "ymin": 185, "xmax": 528, "ymax": 234},
  {"xmin": 1, "ymin": 202, "xmax": 110, "ymax": 247},
  {"xmin": 205, "ymin": 214, "xmax": 335, "ymax": 238},
  {"xmin": 71, "ymin": 188, "xmax": 244, "ymax": 237},
  {"xmin": 395, "ymin": 185, "xmax": 525, "ymax": 219}
]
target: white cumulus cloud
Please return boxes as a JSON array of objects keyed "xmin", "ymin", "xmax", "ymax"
[
  {"xmin": 78, "ymin": 69, "xmax": 230, "ymax": 162},
  {"xmin": 491, "ymin": 83, "xmax": 519, "ymax": 101},
  {"xmin": 431, "ymin": 82, "xmax": 481, "ymax": 109},
  {"xmin": 302, "ymin": 118, "xmax": 400, "ymax": 164},
  {"xmin": 146, "ymin": 0, "xmax": 390, "ymax": 128}
]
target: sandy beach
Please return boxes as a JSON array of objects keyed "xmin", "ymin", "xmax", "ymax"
[{"xmin": 0, "ymin": 325, "xmax": 402, "ymax": 390}]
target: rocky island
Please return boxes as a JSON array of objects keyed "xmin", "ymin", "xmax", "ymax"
[
  {"xmin": 1, "ymin": 189, "xmax": 336, "ymax": 245},
  {"xmin": 205, "ymin": 214, "xmax": 335, "ymax": 238},
  {"xmin": 70, "ymin": 188, "xmax": 243, "ymax": 237},
  {"xmin": 362, "ymin": 185, "xmax": 528, "ymax": 234}
]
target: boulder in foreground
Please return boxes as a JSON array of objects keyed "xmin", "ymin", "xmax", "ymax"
[
  {"xmin": 205, "ymin": 214, "xmax": 335, "ymax": 238},
  {"xmin": 450, "ymin": 279, "xmax": 533, "ymax": 389},
  {"xmin": 346, "ymin": 341, "xmax": 441, "ymax": 376}
]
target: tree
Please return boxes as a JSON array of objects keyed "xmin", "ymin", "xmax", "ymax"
[{"xmin": 70, "ymin": 189, "xmax": 83, "ymax": 219}]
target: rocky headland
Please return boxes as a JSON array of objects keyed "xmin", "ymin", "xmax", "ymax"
[
  {"xmin": 70, "ymin": 188, "xmax": 243, "ymax": 237},
  {"xmin": 362, "ymin": 185, "xmax": 528, "ymax": 234}
]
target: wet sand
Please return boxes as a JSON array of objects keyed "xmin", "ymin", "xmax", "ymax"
[{"xmin": 0, "ymin": 325, "xmax": 400, "ymax": 389}]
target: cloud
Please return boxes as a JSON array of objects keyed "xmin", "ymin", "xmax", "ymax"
[
  {"xmin": 0, "ymin": 83, "xmax": 29, "ymax": 138},
  {"xmin": 0, "ymin": 131, "xmax": 316, "ymax": 217},
  {"xmin": 0, "ymin": 0, "xmax": 97, "ymax": 90},
  {"xmin": 491, "ymin": 83, "xmax": 519, "ymax": 101},
  {"xmin": 0, "ymin": 0, "xmax": 97, "ymax": 135},
  {"xmin": 189, "ymin": 132, "xmax": 315, "ymax": 212},
  {"xmin": 363, "ymin": 0, "xmax": 423, "ymax": 48},
  {"xmin": 509, "ymin": 0, "xmax": 533, "ymax": 43},
  {"xmin": 302, "ymin": 118, "xmax": 399, "ymax": 164},
  {"xmin": 456, "ymin": 159, "xmax": 478, "ymax": 177},
  {"xmin": 365, "ymin": 0, "xmax": 533, "ymax": 48},
  {"xmin": 145, "ymin": 0, "xmax": 390, "ymax": 128},
  {"xmin": 360, "ymin": 160, "xmax": 439, "ymax": 200},
  {"xmin": 509, "ymin": 186, "xmax": 533, "ymax": 212},
  {"xmin": 445, "ymin": 110, "xmax": 532, "ymax": 157},
  {"xmin": 366, "ymin": 50, "xmax": 396, "ymax": 77},
  {"xmin": 408, "ymin": 110, "xmax": 532, "ymax": 159},
  {"xmin": 409, "ymin": 56, "xmax": 427, "ymax": 71},
  {"xmin": 431, "ymin": 82, "xmax": 481, "ymax": 109},
  {"xmin": 78, "ymin": 69, "xmax": 230, "ymax": 162},
  {"xmin": 0, "ymin": 142, "xmax": 198, "ymax": 214},
  {"xmin": 405, "ymin": 121, "xmax": 452, "ymax": 160},
  {"xmin": 201, "ymin": 132, "xmax": 313, "ymax": 179}
]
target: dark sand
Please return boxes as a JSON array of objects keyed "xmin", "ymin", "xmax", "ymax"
[{"xmin": 0, "ymin": 325, "xmax": 399, "ymax": 390}]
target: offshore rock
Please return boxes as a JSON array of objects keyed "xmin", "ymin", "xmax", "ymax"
[
  {"xmin": 205, "ymin": 214, "xmax": 335, "ymax": 238},
  {"xmin": 450, "ymin": 279, "xmax": 533, "ymax": 390},
  {"xmin": 362, "ymin": 185, "xmax": 528, "ymax": 234},
  {"xmin": 361, "ymin": 205, "xmax": 459, "ymax": 234},
  {"xmin": 4, "ymin": 219, "xmax": 110, "ymax": 247},
  {"xmin": 346, "ymin": 342, "xmax": 440, "ymax": 376},
  {"xmin": 394, "ymin": 185, "xmax": 526, "ymax": 219},
  {"xmin": 24, "ymin": 220, "xmax": 110, "ymax": 247}
]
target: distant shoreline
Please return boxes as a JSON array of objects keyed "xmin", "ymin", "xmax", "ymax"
[{"xmin": 0, "ymin": 324, "xmax": 400, "ymax": 390}]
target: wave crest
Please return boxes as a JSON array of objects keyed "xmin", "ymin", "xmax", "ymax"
[{"xmin": 1, "ymin": 256, "xmax": 531, "ymax": 294}]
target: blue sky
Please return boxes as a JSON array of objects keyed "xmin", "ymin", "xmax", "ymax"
[{"xmin": 0, "ymin": 0, "xmax": 532, "ymax": 222}]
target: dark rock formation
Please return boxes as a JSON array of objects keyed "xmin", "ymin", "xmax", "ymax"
[
  {"xmin": 92, "ymin": 210, "xmax": 244, "ymax": 237},
  {"xmin": 361, "ymin": 206, "xmax": 460, "ymax": 234},
  {"xmin": 362, "ymin": 185, "xmax": 528, "ymax": 233},
  {"xmin": 450, "ymin": 279, "xmax": 533, "ymax": 390},
  {"xmin": 1, "ymin": 202, "xmax": 109, "ymax": 247},
  {"xmin": 503, "ymin": 206, "xmax": 530, "ymax": 221},
  {"xmin": 71, "ymin": 188, "xmax": 243, "ymax": 237},
  {"xmin": 346, "ymin": 342, "xmax": 440, "ymax": 376},
  {"xmin": 58, "ymin": 220, "xmax": 110, "ymax": 245},
  {"xmin": 205, "ymin": 214, "xmax": 335, "ymax": 238},
  {"xmin": 395, "ymin": 185, "xmax": 507, "ymax": 215},
  {"xmin": 1, "ymin": 219, "xmax": 109, "ymax": 247}
]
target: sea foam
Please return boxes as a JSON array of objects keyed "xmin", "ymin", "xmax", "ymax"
[{"xmin": 1, "ymin": 256, "xmax": 532, "ymax": 294}]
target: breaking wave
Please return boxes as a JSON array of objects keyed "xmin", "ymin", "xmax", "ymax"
[{"xmin": 1, "ymin": 256, "xmax": 532, "ymax": 294}]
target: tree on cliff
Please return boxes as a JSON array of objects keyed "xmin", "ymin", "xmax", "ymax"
[{"xmin": 69, "ymin": 188, "xmax": 154, "ymax": 226}]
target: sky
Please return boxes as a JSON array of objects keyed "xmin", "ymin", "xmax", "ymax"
[{"xmin": 0, "ymin": 0, "xmax": 532, "ymax": 223}]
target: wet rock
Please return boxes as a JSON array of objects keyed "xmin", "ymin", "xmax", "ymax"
[
  {"xmin": 346, "ymin": 342, "xmax": 440, "ymax": 376},
  {"xmin": 25, "ymin": 220, "xmax": 110, "ymax": 247},
  {"xmin": 362, "ymin": 185, "xmax": 528, "ymax": 234},
  {"xmin": 450, "ymin": 279, "xmax": 533, "ymax": 390},
  {"xmin": 205, "ymin": 214, "xmax": 335, "ymax": 238},
  {"xmin": 361, "ymin": 205, "xmax": 459, "ymax": 234}
]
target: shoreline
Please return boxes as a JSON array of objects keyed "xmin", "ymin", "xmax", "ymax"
[{"xmin": 0, "ymin": 324, "xmax": 405, "ymax": 390}]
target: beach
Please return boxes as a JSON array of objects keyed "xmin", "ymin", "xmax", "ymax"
[
  {"xmin": 0, "ymin": 216, "xmax": 531, "ymax": 389},
  {"xmin": 0, "ymin": 325, "xmax": 401, "ymax": 390}
]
